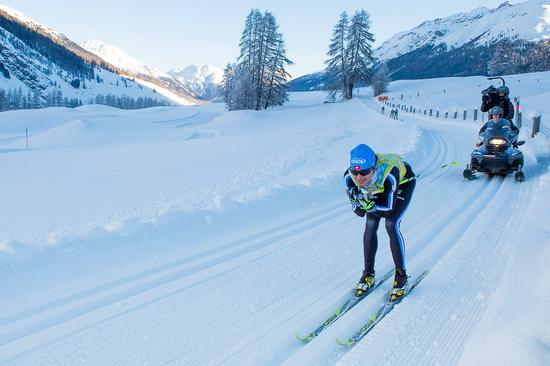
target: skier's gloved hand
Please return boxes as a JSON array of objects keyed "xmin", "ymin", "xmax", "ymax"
[{"xmin": 360, "ymin": 199, "xmax": 375, "ymax": 212}]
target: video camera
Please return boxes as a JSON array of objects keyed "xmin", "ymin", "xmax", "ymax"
[{"xmin": 481, "ymin": 85, "xmax": 497, "ymax": 104}]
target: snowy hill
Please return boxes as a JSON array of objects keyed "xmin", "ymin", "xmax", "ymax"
[
  {"xmin": 0, "ymin": 71, "xmax": 549, "ymax": 365},
  {"xmin": 0, "ymin": 5, "xmax": 199, "ymax": 109},
  {"xmin": 168, "ymin": 64, "xmax": 223, "ymax": 100},
  {"xmin": 375, "ymin": 0, "xmax": 549, "ymax": 62}
]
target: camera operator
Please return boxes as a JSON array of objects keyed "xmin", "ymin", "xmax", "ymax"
[{"xmin": 480, "ymin": 85, "xmax": 514, "ymax": 121}]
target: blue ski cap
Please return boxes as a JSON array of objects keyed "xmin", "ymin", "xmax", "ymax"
[{"xmin": 350, "ymin": 144, "xmax": 376, "ymax": 171}]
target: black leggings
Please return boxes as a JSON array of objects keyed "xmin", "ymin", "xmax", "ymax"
[{"xmin": 363, "ymin": 180, "xmax": 415, "ymax": 276}]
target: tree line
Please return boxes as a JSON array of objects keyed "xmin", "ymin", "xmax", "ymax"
[{"xmin": 0, "ymin": 87, "xmax": 170, "ymax": 112}]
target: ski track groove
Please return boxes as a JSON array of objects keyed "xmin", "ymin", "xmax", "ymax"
[
  {"xmin": 2, "ymin": 214, "xmax": 354, "ymax": 365},
  {"xmin": 428, "ymin": 179, "xmax": 528, "ymax": 366},
  {"xmin": 0, "ymin": 203, "xmax": 351, "ymax": 363},
  {"xmin": 385, "ymin": 179, "xmax": 510, "ymax": 365},
  {"xmin": 390, "ymin": 176, "xmax": 527, "ymax": 366}
]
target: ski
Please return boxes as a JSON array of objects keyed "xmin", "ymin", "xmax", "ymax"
[
  {"xmin": 296, "ymin": 269, "xmax": 394, "ymax": 344},
  {"xmin": 336, "ymin": 270, "xmax": 429, "ymax": 346}
]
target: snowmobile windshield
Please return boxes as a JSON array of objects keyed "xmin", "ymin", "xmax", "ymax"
[{"xmin": 481, "ymin": 119, "xmax": 514, "ymax": 142}]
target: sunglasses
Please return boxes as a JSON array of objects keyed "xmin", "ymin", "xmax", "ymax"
[{"xmin": 350, "ymin": 167, "xmax": 375, "ymax": 176}]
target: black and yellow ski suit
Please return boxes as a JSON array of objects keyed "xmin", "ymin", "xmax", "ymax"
[{"xmin": 345, "ymin": 154, "xmax": 415, "ymax": 277}]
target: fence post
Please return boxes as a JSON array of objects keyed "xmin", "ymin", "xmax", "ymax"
[
  {"xmin": 26, "ymin": 127, "xmax": 29, "ymax": 150},
  {"xmin": 463, "ymin": 110, "xmax": 467, "ymax": 120},
  {"xmin": 429, "ymin": 109, "xmax": 433, "ymax": 117},
  {"xmin": 532, "ymin": 115, "xmax": 541, "ymax": 137},
  {"xmin": 515, "ymin": 97, "xmax": 521, "ymax": 128},
  {"xmin": 474, "ymin": 109, "xmax": 478, "ymax": 121},
  {"xmin": 454, "ymin": 111, "xmax": 458, "ymax": 119},
  {"xmin": 517, "ymin": 112, "xmax": 522, "ymax": 129},
  {"xmin": 445, "ymin": 112, "xmax": 448, "ymax": 119},
  {"xmin": 436, "ymin": 110, "xmax": 439, "ymax": 118},
  {"xmin": 424, "ymin": 109, "xmax": 427, "ymax": 115}
]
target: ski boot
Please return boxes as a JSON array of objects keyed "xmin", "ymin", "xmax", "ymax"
[
  {"xmin": 355, "ymin": 272, "xmax": 375, "ymax": 297},
  {"xmin": 389, "ymin": 271, "xmax": 409, "ymax": 303}
]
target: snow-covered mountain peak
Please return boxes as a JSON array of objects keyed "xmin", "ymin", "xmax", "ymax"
[
  {"xmin": 375, "ymin": 0, "xmax": 550, "ymax": 62},
  {"xmin": 168, "ymin": 65, "xmax": 223, "ymax": 99},
  {"xmin": 169, "ymin": 65, "xmax": 223, "ymax": 84},
  {"xmin": 81, "ymin": 39, "xmax": 169, "ymax": 79}
]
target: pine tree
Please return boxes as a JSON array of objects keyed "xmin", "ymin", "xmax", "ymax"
[
  {"xmin": 345, "ymin": 10, "xmax": 375, "ymax": 99},
  {"xmin": 371, "ymin": 63, "xmax": 389, "ymax": 96},
  {"xmin": 325, "ymin": 12, "xmax": 349, "ymax": 100},
  {"xmin": 225, "ymin": 9, "xmax": 291, "ymax": 110}
]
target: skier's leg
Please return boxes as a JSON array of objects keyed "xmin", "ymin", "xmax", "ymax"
[
  {"xmin": 384, "ymin": 180, "xmax": 415, "ymax": 276},
  {"xmin": 363, "ymin": 213, "xmax": 381, "ymax": 275}
]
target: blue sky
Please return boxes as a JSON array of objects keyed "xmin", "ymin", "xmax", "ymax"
[{"xmin": 2, "ymin": 0, "xmax": 512, "ymax": 77}]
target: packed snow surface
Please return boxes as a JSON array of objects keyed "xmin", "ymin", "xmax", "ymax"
[{"xmin": 0, "ymin": 71, "xmax": 549, "ymax": 365}]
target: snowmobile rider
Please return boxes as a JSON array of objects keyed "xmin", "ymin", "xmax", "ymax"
[
  {"xmin": 480, "ymin": 85, "xmax": 514, "ymax": 121},
  {"xmin": 344, "ymin": 144, "xmax": 416, "ymax": 302},
  {"xmin": 478, "ymin": 106, "xmax": 520, "ymax": 145}
]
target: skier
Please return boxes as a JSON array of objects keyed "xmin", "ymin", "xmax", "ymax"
[
  {"xmin": 480, "ymin": 85, "xmax": 514, "ymax": 121},
  {"xmin": 344, "ymin": 144, "xmax": 416, "ymax": 302}
]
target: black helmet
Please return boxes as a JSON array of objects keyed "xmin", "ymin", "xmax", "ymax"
[
  {"xmin": 488, "ymin": 106, "xmax": 503, "ymax": 118},
  {"xmin": 497, "ymin": 86, "xmax": 509, "ymax": 96}
]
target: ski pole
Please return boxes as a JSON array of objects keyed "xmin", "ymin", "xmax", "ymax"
[{"xmin": 401, "ymin": 161, "xmax": 458, "ymax": 184}]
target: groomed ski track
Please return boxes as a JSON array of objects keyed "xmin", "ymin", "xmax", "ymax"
[{"xmin": 0, "ymin": 94, "xmax": 541, "ymax": 366}]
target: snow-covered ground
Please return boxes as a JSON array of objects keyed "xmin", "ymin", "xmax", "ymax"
[{"xmin": 0, "ymin": 72, "xmax": 549, "ymax": 365}]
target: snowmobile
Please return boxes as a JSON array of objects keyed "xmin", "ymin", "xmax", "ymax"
[{"xmin": 463, "ymin": 118, "xmax": 525, "ymax": 182}]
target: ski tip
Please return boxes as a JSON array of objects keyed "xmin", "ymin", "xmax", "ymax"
[{"xmin": 335, "ymin": 337, "xmax": 355, "ymax": 346}]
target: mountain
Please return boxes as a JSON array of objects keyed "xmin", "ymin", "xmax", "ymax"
[
  {"xmin": 168, "ymin": 65, "xmax": 223, "ymax": 100},
  {"xmin": 288, "ymin": 0, "xmax": 550, "ymax": 91},
  {"xmin": 376, "ymin": 0, "xmax": 548, "ymax": 62},
  {"xmin": 377, "ymin": 0, "xmax": 550, "ymax": 80},
  {"xmin": 287, "ymin": 72, "xmax": 335, "ymax": 92},
  {"xmin": 0, "ymin": 5, "xmax": 199, "ymax": 111},
  {"xmin": 81, "ymin": 40, "xmax": 199, "ymax": 104}
]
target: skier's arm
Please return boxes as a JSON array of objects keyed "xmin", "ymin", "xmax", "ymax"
[{"xmin": 344, "ymin": 171, "xmax": 367, "ymax": 217}]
